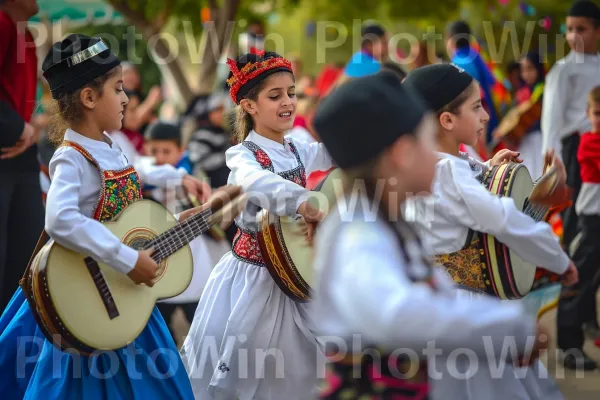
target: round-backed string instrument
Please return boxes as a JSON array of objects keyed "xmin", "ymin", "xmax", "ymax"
[
  {"xmin": 433, "ymin": 161, "xmax": 571, "ymax": 300},
  {"xmin": 257, "ymin": 168, "xmax": 345, "ymax": 302}
]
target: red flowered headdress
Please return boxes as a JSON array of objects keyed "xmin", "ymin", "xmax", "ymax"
[{"xmin": 226, "ymin": 48, "xmax": 293, "ymax": 104}]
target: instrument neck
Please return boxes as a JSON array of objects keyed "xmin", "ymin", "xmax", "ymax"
[{"xmin": 144, "ymin": 209, "xmax": 212, "ymax": 262}]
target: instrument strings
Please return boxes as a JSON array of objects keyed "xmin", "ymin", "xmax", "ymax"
[
  {"xmin": 523, "ymin": 201, "xmax": 549, "ymax": 223},
  {"xmin": 143, "ymin": 208, "xmax": 212, "ymax": 262}
]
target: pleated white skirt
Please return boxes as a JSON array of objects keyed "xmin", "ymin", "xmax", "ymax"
[{"xmin": 180, "ymin": 252, "xmax": 324, "ymax": 400}]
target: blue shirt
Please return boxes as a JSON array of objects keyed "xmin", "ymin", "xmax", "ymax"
[{"xmin": 344, "ymin": 50, "xmax": 381, "ymax": 78}]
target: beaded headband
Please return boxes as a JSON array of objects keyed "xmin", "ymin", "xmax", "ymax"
[{"xmin": 226, "ymin": 48, "xmax": 293, "ymax": 104}]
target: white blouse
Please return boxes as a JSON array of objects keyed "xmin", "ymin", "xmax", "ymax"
[
  {"xmin": 403, "ymin": 152, "xmax": 569, "ymax": 274},
  {"xmin": 311, "ymin": 192, "xmax": 536, "ymax": 356},
  {"xmin": 225, "ymin": 130, "xmax": 333, "ymax": 231},
  {"xmin": 541, "ymin": 51, "xmax": 600, "ymax": 157},
  {"xmin": 45, "ymin": 129, "xmax": 187, "ymax": 275}
]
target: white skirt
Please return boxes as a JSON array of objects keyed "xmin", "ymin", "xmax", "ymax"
[
  {"xmin": 180, "ymin": 252, "xmax": 324, "ymax": 400},
  {"xmin": 160, "ymin": 236, "xmax": 229, "ymax": 304},
  {"xmin": 430, "ymin": 289, "xmax": 564, "ymax": 400}
]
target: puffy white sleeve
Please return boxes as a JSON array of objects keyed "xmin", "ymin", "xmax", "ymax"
[
  {"xmin": 541, "ymin": 63, "xmax": 569, "ymax": 158},
  {"xmin": 327, "ymin": 221, "xmax": 536, "ymax": 356},
  {"xmin": 45, "ymin": 150, "xmax": 139, "ymax": 275},
  {"xmin": 226, "ymin": 145, "xmax": 310, "ymax": 216},
  {"xmin": 134, "ymin": 156, "xmax": 187, "ymax": 188},
  {"xmin": 290, "ymin": 139, "xmax": 335, "ymax": 175},
  {"xmin": 438, "ymin": 161, "xmax": 569, "ymax": 274}
]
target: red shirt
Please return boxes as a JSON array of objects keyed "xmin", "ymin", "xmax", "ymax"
[
  {"xmin": 578, "ymin": 132, "xmax": 600, "ymax": 184},
  {"xmin": 0, "ymin": 11, "xmax": 39, "ymax": 171}
]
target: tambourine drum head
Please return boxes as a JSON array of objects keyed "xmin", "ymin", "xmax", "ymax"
[{"xmin": 504, "ymin": 165, "xmax": 537, "ymax": 296}]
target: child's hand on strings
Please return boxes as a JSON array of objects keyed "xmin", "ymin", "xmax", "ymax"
[
  {"xmin": 128, "ymin": 247, "xmax": 159, "ymax": 287},
  {"xmin": 297, "ymin": 201, "xmax": 324, "ymax": 246},
  {"xmin": 489, "ymin": 149, "xmax": 523, "ymax": 166},
  {"xmin": 182, "ymin": 175, "xmax": 212, "ymax": 203}
]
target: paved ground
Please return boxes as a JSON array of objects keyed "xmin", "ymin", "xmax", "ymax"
[
  {"xmin": 170, "ymin": 297, "xmax": 600, "ymax": 399},
  {"xmin": 538, "ymin": 305, "xmax": 600, "ymax": 399}
]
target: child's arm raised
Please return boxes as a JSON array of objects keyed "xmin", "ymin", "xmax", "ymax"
[
  {"xmin": 226, "ymin": 146, "xmax": 311, "ymax": 217},
  {"xmin": 45, "ymin": 150, "xmax": 139, "ymax": 276},
  {"xmin": 439, "ymin": 160, "xmax": 570, "ymax": 275}
]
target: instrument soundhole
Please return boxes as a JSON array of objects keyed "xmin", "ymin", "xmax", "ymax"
[
  {"xmin": 128, "ymin": 237, "xmax": 151, "ymax": 251},
  {"xmin": 121, "ymin": 228, "xmax": 168, "ymax": 283}
]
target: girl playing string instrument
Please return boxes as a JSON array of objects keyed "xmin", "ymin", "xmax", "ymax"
[
  {"xmin": 402, "ymin": 63, "xmax": 577, "ymax": 400},
  {"xmin": 181, "ymin": 50, "xmax": 334, "ymax": 400},
  {"xmin": 0, "ymin": 34, "xmax": 203, "ymax": 399},
  {"xmin": 309, "ymin": 70, "xmax": 550, "ymax": 399}
]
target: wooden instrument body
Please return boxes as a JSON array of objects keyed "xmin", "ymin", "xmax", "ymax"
[
  {"xmin": 257, "ymin": 169, "xmax": 345, "ymax": 302},
  {"xmin": 491, "ymin": 99, "xmax": 542, "ymax": 151},
  {"xmin": 434, "ymin": 163, "xmax": 547, "ymax": 299},
  {"xmin": 23, "ymin": 200, "xmax": 193, "ymax": 354}
]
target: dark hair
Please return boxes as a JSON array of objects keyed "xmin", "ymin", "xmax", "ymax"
[
  {"xmin": 361, "ymin": 23, "xmax": 386, "ymax": 48},
  {"xmin": 447, "ymin": 20, "xmax": 471, "ymax": 49},
  {"xmin": 341, "ymin": 155, "xmax": 430, "ymax": 268},
  {"xmin": 47, "ymin": 66, "xmax": 120, "ymax": 145},
  {"xmin": 507, "ymin": 61, "xmax": 520, "ymax": 74},
  {"xmin": 520, "ymin": 51, "xmax": 545, "ymax": 85},
  {"xmin": 437, "ymin": 80, "xmax": 477, "ymax": 116},
  {"xmin": 147, "ymin": 137, "xmax": 181, "ymax": 147},
  {"xmin": 231, "ymin": 71, "xmax": 292, "ymax": 144}
]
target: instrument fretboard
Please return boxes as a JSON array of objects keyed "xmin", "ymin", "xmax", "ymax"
[{"xmin": 143, "ymin": 208, "xmax": 211, "ymax": 262}]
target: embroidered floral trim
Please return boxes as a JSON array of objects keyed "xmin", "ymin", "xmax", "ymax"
[
  {"xmin": 242, "ymin": 141, "xmax": 274, "ymax": 172},
  {"xmin": 319, "ymin": 349, "xmax": 429, "ymax": 399},
  {"xmin": 232, "ymin": 228, "xmax": 265, "ymax": 266},
  {"xmin": 96, "ymin": 168, "xmax": 143, "ymax": 222},
  {"xmin": 60, "ymin": 140, "xmax": 142, "ymax": 223},
  {"xmin": 226, "ymin": 50, "xmax": 293, "ymax": 104}
]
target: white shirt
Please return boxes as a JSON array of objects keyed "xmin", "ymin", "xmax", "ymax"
[
  {"xmin": 225, "ymin": 130, "xmax": 333, "ymax": 231},
  {"xmin": 285, "ymin": 126, "xmax": 317, "ymax": 144},
  {"xmin": 46, "ymin": 129, "xmax": 187, "ymax": 275},
  {"xmin": 541, "ymin": 51, "xmax": 600, "ymax": 157},
  {"xmin": 404, "ymin": 152, "xmax": 569, "ymax": 275},
  {"xmin": 311, "ymin": 192, "xmax": 536, "ymax": 356}
]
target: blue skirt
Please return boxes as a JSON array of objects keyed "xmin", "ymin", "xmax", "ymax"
[{"xmin": 0, "ymin": 288, "xmax": 194, "ymax": 400}]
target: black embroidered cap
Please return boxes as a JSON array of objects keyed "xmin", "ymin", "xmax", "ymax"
[
  {"xmin": 568, "ymin": 0, "xmax": 600, "ymax": 22},
  {"xmin": 402, "ymin": 63, "xmax": 474, "ymax": 112},
  {"xmin": 42, "ymin": 34, "xmax": 121, "ymax": 99},
  {"xmin": 313, "ymin": 71, "xmax": 428, "ymax": 169}
]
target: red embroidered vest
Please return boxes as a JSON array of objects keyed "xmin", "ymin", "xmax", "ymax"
[{"xmin": 231, "ymin": 140, "xmax": 306, "ymax": 266}]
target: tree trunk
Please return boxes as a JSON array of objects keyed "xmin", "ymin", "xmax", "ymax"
[
  {"xmin": 196, "ymin": 0, "xmax": 241, "ymax": 94},
  {"xmin": 109, "ymin": 1, "xmax": 193, "ymax": 105}
]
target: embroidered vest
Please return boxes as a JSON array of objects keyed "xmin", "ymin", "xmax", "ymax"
[
  {"xmin": 61, "ymin": 141, "xmax": 143, "ymax": 221},
  {"xmin": 231, "ymin": 140, "xmax": 306, "ymax": 266}
]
